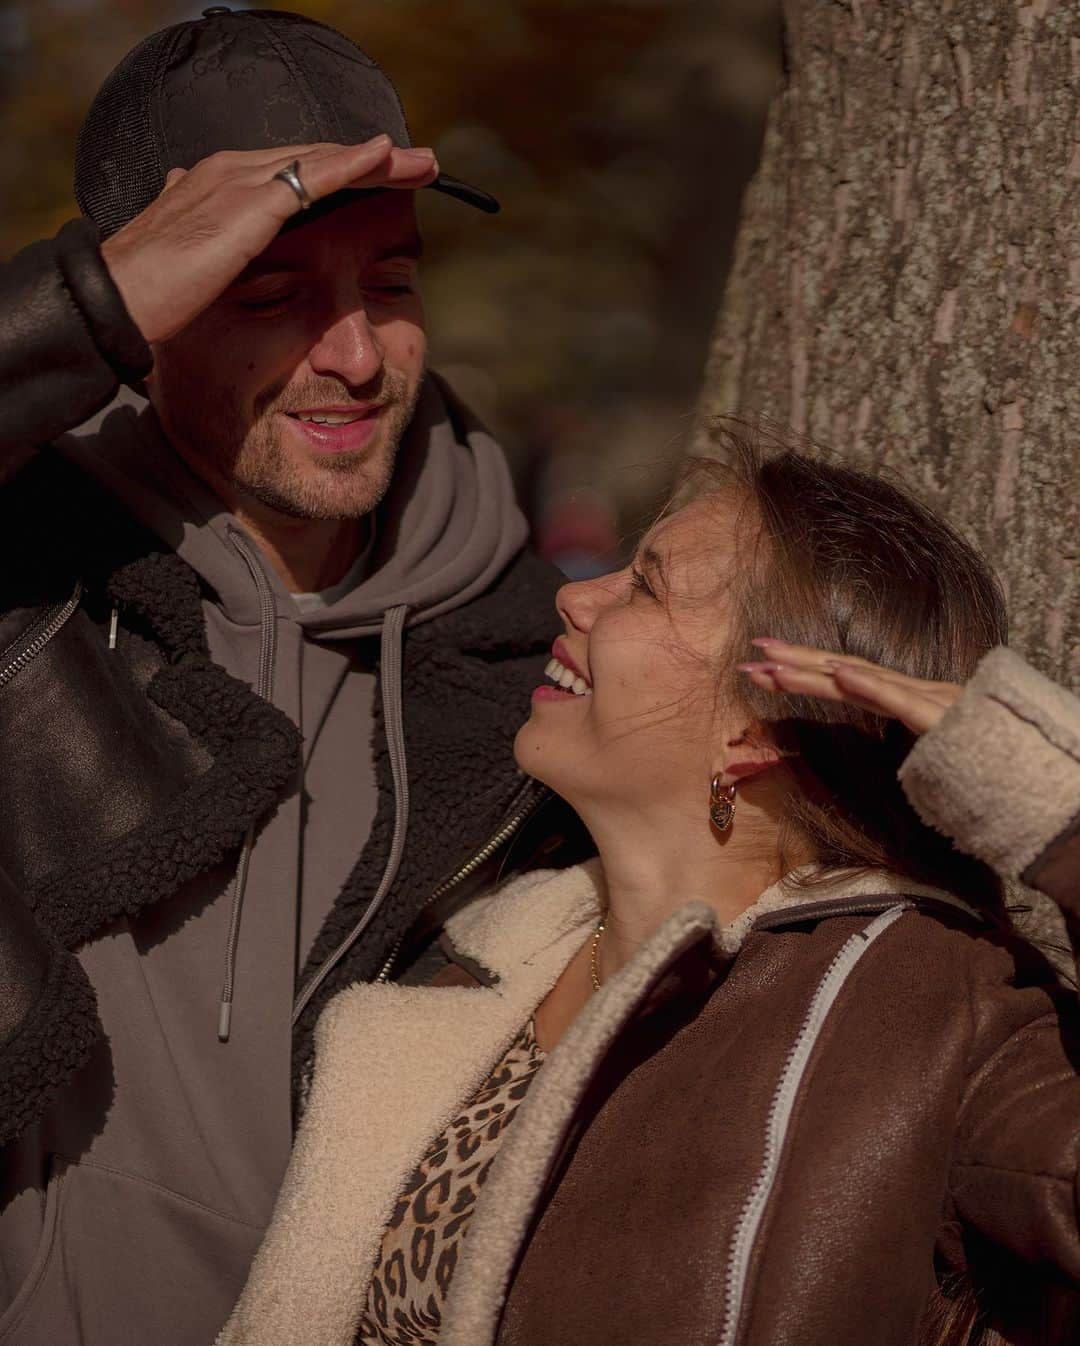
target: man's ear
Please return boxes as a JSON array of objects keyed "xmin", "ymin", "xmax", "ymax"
[{"xmin": 714, "ymin": 724, "xmax": 783, "ymax": 786}]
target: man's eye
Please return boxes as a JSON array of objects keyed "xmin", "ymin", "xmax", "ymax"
[
  {"xmin": 629, "ymin": 568, "xmax": 655, "ymax": 599},
  {"xmin": 239, "ymin": 291, "xmax": 297, "ymax": 311}
]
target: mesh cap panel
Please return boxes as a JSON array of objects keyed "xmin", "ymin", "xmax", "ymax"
[{"xmin": 74, "ymin": 26, "xmax": 183, "ymax": 240}]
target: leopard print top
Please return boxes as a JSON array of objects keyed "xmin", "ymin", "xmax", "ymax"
[{"xmin": 356, "ymin": 1017, "xmax": 546, "ymax": 1345}]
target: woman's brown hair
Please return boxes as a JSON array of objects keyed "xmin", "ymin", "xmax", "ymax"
[{"xmin": 681, "ymin": 419, "xmax": 1008, "ymax": 908}]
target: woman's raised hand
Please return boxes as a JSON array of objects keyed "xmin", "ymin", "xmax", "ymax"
[{"xmin": 737, "ymin": 639, "xmax": 963, "ymax": 737}]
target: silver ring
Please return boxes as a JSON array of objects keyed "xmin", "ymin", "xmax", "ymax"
[{"xmin": 272, "ymin": 159, "xmax": 312, "ymax": 211}]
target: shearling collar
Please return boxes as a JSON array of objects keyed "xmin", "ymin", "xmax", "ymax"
[{"xmin": 443, "ymin": 857, "xmax": 968, "ymax": 985}]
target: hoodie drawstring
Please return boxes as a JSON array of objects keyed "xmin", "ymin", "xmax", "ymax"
[
  {"xmin": 292, "ymin": 603, "xmax": 410, "ymax": 1026},
  {"xmin": 218, "ymin": 527, "xmax": 279, "ymax": 1042}
]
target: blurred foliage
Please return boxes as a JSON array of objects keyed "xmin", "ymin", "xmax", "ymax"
[{"xmin": 0, "ymin": 0, "xmax": 779, "ymax": 545}]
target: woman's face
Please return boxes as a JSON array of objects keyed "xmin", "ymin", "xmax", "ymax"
[{"xmin": 515, "ymin": 494, "xmax": 756, "ymax": 822}]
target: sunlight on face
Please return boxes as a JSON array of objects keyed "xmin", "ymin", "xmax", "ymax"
[{"xmin": 515, "ymin": 494, "xmax": 752, "ymax": 822}]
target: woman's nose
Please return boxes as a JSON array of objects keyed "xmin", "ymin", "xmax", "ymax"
[{"xmin": 556, "ymin": 571, "xmax": 621, "ymax": 633}]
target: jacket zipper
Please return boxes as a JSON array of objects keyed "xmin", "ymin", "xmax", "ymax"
[
  {"xmin": 374, "ymin": 777, "xmax": 548, "ymax": 985},
  {"xmin": 0, "ymin": 581, "xmax": 83, "ymax": 689},
  {"xmin": 718, "ymin": 902, "xmax": 910, "ymax": 1346}
]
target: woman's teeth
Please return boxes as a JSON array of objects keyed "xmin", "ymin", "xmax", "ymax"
[{"xmin": 544, "ymin": 658, "xmax": 591, "ymax": 696}]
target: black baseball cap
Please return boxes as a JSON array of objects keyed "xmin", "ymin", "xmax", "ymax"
[{"xmin": 74, "ymin": 5, "xmax": 499, "ymax": 240}]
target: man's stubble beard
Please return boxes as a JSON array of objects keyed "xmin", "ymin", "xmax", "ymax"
[{"xmin": 158, "ymin": 363, "xmax": 421, "ymax": 522}]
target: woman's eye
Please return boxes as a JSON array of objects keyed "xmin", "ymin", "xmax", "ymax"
[{"xmin": 629, "ymin": 568, "xmax": 655, "ymax": 599}]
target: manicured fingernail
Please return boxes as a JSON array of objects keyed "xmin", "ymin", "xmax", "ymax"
[
  {"xmin": 366, "ymin": 134, "xmax": 392, "ymax": 146},
  {"xmin": 401, "ymin": 146, "xmax": 435, "ymax": 160},
  {"xmin": 737, "ymin": 661, "xmax": 782, "ymax": 673},
  {"xmin": 751, "ymin": 637, "xmax": 780, "ymax": 647}
]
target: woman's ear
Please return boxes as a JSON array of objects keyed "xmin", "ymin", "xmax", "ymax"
[{"xmin": 714, "ymin": 724, "xmax": 783, "ymax": 786}]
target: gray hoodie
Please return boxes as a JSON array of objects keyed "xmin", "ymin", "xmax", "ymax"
[{"xmin": 0, "ymin": 374, "xmax": 527, "ymax": 1346}]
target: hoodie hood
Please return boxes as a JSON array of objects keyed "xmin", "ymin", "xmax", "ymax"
[{"xmin": 59, "ymin": 370, "xmax": 528, "ymax": 639}]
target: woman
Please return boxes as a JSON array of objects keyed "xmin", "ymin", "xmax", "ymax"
[{"xmin": 218, "ymin": 431, "xmax": 1080, "ymax": 1346}]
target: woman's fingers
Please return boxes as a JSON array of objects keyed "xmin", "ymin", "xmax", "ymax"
[
  {"xmin": 738, "ymin": 656, "xmax": 961, "ymax": 736},
  {"xmin": 750, "ymin": 638, "xmax": 946, "ymax": 690}
]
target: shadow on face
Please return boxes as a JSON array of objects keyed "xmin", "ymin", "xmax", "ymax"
[{"xmin": 147, "ymin": 192, "xmax": 428, "ymax": 522}]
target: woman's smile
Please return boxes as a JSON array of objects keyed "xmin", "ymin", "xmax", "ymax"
[{"xmin": 533, "ymin": 637, "xmax": 594, "ymax": 702}]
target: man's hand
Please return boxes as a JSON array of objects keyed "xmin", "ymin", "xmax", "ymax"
[
  {"xmin": 100, "ymin": 137, "xmax": 438, "ymax": 346},
  {"xmin": 736, "ymin": 638, "xmax": 964, "ymax": 737}
]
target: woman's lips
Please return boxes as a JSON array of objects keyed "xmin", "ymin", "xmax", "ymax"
[
  {"xmin": 552, "ymin": 637, "xmax": 589, "ymax": 686},
  {"xmin": 531, "ymin": 685, "xmax": 582, "ymax": 703},
  {"xmin": 282, "ymin": 409, "xmax": 381, "ymax": 454}
]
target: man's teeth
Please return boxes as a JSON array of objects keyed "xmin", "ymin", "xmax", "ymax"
[
  {"xmin": 544, "ymin": 658, "xmax": 591, "ymax": 696},
  {"xmin": 294, "ymin": 412, "xmax": 367, "ymax": 425}
]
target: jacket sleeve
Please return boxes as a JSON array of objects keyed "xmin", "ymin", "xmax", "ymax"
[
  {"xmin": 0, "ymin": 864, "xmax": 100, "ymax": 1146},
  {"xmin": 943, "ymin": 941, "xmax": 1080, "ymax": 1280},
  {"xmin": 898, "ymin": 649, "xmax": 1080, "ymax": 1275},
  {"xmin": 0, "ymin": 217, "xmax": 152, "ymax": 465},
  {"xmin": 898, "ymin": 646, "xmax": 1080, "ymax": 913}
]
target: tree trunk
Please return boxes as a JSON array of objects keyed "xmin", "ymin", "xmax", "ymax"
[{"xmin": 696, "ymin": 0, "xmax": 1080, "ymax": 690}]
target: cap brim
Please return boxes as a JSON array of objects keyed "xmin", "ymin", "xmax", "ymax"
[
  {"xmin": 428, "ymin": 173, "xmax": 501, "ymax": 215},
  {"xmin": 277, "ymin": 172, "xmax": 500, "ymax": 234}
]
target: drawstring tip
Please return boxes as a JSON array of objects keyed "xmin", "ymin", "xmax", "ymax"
[
  {"xmin": 108, "ymin": 606, "xmax": 119, "ymax": 651},
  {"xmin": 218, "ymin": 1000, "xmax": 233, "ymax": 1043}
]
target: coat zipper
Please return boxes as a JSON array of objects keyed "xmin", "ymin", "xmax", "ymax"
[
  {"xmin": 374, "ymin": 777, "xmax": 548, "ymax": 984},
  {"xmin": 0, "ymin": 580, "xmax": 83, "ymax": 689},
  {"xmin": 717, "ymin": 902, "xmax": 910, "ymax": 1346}
]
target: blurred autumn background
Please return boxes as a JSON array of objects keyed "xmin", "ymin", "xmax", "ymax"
[{"xmin": 0, "ymin": 0, "xmax": 779, "ymax": 573}]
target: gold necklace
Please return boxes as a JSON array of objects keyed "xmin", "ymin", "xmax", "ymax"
[{"xmin": 589, "ymin": 911, "xmax": 607, "ymax": 993}]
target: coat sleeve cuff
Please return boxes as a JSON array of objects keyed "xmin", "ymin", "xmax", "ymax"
[
  {"xmin": 898, "ymin": 647, "xmax": 1080, "ymax": 892},
  {"xmin": 53, "ymin": 218, "xmax": 153, "ymax": 387},
  {"xmin": 0, "ymin": 219, "xmax": 150, "ymax": 459}
]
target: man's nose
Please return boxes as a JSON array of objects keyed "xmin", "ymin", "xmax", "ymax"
[{"xmin": 307, "ymin": 307, "xmax": 384, "ymax": 388}]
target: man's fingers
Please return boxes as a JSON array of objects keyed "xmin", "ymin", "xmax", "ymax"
[
  {"xmin": 259, "ymin": 140, "xmax": 436, "ymax": 211},
  {"xmin": 339, "ymin": 145, "xmax": 438, "ymax": 187}
]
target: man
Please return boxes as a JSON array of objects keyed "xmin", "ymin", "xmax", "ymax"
[{"xmin": 0, "ymin": 8, "xmax": 584, "ymax": 1343}]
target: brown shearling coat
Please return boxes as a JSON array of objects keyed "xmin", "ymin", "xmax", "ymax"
[{"xmin": 218, "ymin": 645, "xmax": 1080, "ymax": 1346}]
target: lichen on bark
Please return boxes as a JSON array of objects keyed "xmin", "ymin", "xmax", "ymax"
[{"xmin": 696, "ymin": 0, "xmax": 1080, "ymax": 689}]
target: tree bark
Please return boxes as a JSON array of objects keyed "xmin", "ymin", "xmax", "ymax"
[{"xmin": 696, "ymin": 0, "xmax": 1080, "ymax": 690}]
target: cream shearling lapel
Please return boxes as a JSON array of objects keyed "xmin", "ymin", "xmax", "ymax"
[
  {"xmin": 215, "ymin": 863, "xmax": 604, "ymax": 1346},
  {"xmin": 439, "ymin": 898, "xmax": 719, "ymax": 1346}
]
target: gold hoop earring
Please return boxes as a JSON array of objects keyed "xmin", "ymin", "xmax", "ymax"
[{"xmin": 709, "ymin": 775, "xmax": 736, "ymax": 831}]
